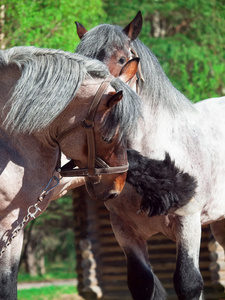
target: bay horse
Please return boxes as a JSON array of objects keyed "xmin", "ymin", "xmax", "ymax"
[
  {"xmin": 75, "ymin": 12, "xmax": 225, "ymax": 300},
  {"xmin": 0, "ymin": 46, "xmax": 141, "ymax": 299}
]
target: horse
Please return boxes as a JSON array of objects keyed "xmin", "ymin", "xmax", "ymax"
[
  {"xmin": 0, "ymin": 45, "xmax": 142, "ymax": 300},
  {"xmin": 75, "ymin": 12, "xmax": 225, "ymax": 300}
]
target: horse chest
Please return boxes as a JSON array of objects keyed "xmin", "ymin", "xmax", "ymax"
[{"xmin": 0, "ymin": 160, "xmax": 24, "ymax": 197}]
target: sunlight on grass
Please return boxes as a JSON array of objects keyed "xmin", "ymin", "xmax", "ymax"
[
  {"xmin": 18, "ymin": 271, "xmax": 76, "ymax": 283},
  {"xmin": 18, "ymin": 259, "xmax": 77, "ymax": 282},
  {"xmin": 18, "ymin": 285, "xmax": 78, "ymax": 300}
]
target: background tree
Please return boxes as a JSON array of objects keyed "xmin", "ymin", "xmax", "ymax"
[
  {"xmin": 20, "ymin": 195, "xmax": 76, "ymax": 278},
  {"xmin": 4, "ymin": 0, "xmax": 105, "ymax": 50}
]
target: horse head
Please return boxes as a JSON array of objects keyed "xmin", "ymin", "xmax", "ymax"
[
  {"xmin": 75, "ymin": 11, "xmax": 143, "ymax": 77},
  {"xmin": 53, "ymin": 58, "xmax": 140, "ymax": 201}
]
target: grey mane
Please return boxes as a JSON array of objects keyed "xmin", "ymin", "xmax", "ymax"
[
  {"xmin": 76, "ymin": 24, "xmax": 130, "ymax": 61},
  {"xmin": 131, "ymin": 39, "xmax": 195, "ymax": 114},
  {"xmin": 0, "ymin": 46, "xmax": 109, "ymax": 133},
  {"xmin": 0, "ymin": 46, "xmax": 142, "ymax": 142},
  {"xmin": 76, "ymin": 24, "xmax": 195, "ymax": 115},
  {"xmin": 102, "ymin": 77, "xmax": 142, "ymax": 142}
]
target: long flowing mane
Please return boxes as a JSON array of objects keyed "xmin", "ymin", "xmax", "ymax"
[
  {"xmin": 131, "ymin": 39, "xmax": 195, "ymax": 114},
  {"xmin": 102, "ymin": 77, "xmax": 142, "ymax": 142},
  {"xmin": 0, "ymin": 46, "xmax": 141, "ymax": 139},
  {"xmin": 0, "ymin": 46, "xmax": 109, "ymax": 133},
  {"xmin": 76, "ymin": 24, "xmax": 195, "ymax": 115}
]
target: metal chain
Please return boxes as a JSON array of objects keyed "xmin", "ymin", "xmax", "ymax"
[{"xmin": 0, "ymin": 175, "xmax": 62, "ymax": 258}]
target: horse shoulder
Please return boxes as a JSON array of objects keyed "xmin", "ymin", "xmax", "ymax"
[{"xmin": 0, "ymin": 64, "xmax": 21, "ymax": 114}]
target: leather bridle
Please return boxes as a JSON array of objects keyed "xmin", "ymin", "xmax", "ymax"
[
  {"xmin": 130, "ymin": 48, "xmax": 145, "ymax": 94},
  {"xmin": 56, "ymin": 74, "xmax": 129, "ymax": 177}
]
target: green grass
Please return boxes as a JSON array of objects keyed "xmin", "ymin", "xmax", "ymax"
[
  {"xmin": 18, "ymin": 270, "xmax": 76, "ymax": 283},
  {"xmin": 18, "ymin": 260, "xmax": 77, "ymax": 283},
  {"xmin": 18, "ymin": 254, "xmax": 78, "ymax": 299},
  {"xmin": 18, "ymin": 285, "xmax": 78, "ymax": 300}
]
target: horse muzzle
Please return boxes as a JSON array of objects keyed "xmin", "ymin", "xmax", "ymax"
[{"xmin": 85, "ymin": 172, "xmax": 127, "ymax": 201}]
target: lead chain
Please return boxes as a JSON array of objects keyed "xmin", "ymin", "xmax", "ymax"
[{"xmin": 0, "ymin": 175, "xmax": 61, "ymax": 258}]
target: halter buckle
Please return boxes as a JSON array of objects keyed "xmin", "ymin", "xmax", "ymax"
[{"xmin": 82, "ymin": 120, "xmax": 94, "ymax": 129}]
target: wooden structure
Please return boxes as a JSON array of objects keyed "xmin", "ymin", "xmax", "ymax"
[{"xmin": 73, "ymin": 186, "xmax": 225, "ymax": 300}]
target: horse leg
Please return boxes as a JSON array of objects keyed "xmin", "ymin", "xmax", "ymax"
[
  {"xmin": 109, "ymin": 208, "xmax": 166, "ymax": 300},
  {"xmin": 126, "ymin": 247, "xmax": 166, "ymax": 300},
  {"xmin": 173, "ymin": 212, "xmax": 204, "ymax": 300},
  {"xmin": 210, "ymin": 219, "xmax": 225, "ymax": 251},
  {"xmin": 0, "ymin": 228, "xmax": 24, "ymax": 300}
]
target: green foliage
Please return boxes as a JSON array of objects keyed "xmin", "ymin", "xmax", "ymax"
[
  {"xmin": 18, "ymin": 259, "xmax": 76, "ymax": 282},
  {"xmin": 3, "ymin": 0, "xmax": 225, "ymax": 100},
  {"xmin": 4, "ymin": 0, "xmax": 106, "ymax": 51},
  {"xmin": 149, "ymin": 35, "xmax": 224, "ymax": 102},
  {"xmin": 18, "ymin": 285, "xmax": 77, "ymax": 300}
]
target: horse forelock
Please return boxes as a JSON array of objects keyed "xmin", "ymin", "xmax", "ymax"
[
  {"xmin": 76, "ymin": 24, "xmax": 130, "ymax": 60},
  {"xmin": 101, "ymin": 77, "xmax": 142, "ymax": 142},
  {"xmin": 1, "ymin": 46, "xmax": 109, "ymax": 133}
]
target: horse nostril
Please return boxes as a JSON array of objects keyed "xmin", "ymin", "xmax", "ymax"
[{"xmin": 108, "ymin": 192, "xmax": 119, "ymax": 199}]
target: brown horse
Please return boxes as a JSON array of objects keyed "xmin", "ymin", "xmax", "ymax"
[{"xmin": 0, "ymin": 46, "xmax": 141, "ymax": 299}]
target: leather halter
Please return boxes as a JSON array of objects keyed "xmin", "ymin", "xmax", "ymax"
[
  {"xmin": 130, "ymin": 48, "xmax": 144, "ymax": 82},
  {"xmin": 56, "ymin": 74, "xmax": 129, "ymax": 177},
  {"xmin": 130, "ymin": 48, "xmax": 145, "ymax": 94}
]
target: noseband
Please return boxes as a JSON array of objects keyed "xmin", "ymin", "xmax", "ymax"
[{"xmin": 56, "ymin": 75, "xmax": 129, "ymax": 177}]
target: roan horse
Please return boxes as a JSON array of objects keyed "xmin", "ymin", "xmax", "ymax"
[
  {"xmin": 75, "ymin": 12, "xmax": 225, "ymax": 300},
  {"xmin": 0, "ymin": 46, "xmax": 141, "ymax": 299}
]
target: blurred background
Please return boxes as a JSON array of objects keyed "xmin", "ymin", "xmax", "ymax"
[{"xmin": 1, "ymin": 1, "xmax": 224, "ymax": 299}]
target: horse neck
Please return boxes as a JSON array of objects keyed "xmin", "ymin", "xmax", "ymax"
[
  {"xmin": 0, "ymin": 128, "xmax": 59, "ymax": 176},
  {"xmin": 0, "ymin": 63, "xmax": 21, "ymax": 115},
  {"xmin": 128, "ymin": 96, "xmax": 197, "ymax": 160},
  {"xmin": 128, "ymin": 40, "xmax": 196, "ymax": 155}
]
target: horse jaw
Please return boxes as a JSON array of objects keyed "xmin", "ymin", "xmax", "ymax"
[{"xmin": 85, "ymin": 175, "xmax": 125, "ymax": 202}]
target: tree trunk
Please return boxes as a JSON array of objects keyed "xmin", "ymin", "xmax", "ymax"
[
  {"xmin": 0, "ymin": 5, "xmax": 5, "ymax": 49},
  {"xmin": 25, "ymin": 242, "xmax": 38, "ymax": 276}
]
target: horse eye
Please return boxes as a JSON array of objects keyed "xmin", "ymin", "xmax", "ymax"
[
  {"xmin": 102, "ymin": 136, "xmax": 113, "ymax": 143},
  {"xmin": 118, "ymin": 57, "xmax": 126, "ymax": 65}
]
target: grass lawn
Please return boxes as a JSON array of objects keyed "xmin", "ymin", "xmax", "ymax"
[
  {"xmin": 18, "ymin": 285, "xmax": 78, "ymax": 300},
  {"xmin": 18, "ymin": 259, "xmax": 78, "ymax": 299},
  {"xmin": 18, "ymin": 259, "xmax": 77, "ymax": 282},
  {"xmin": 18, "ymin": 270, "xmax": 76, "ymax": 283}
]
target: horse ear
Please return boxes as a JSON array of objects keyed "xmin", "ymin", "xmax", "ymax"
[
  {"xmin": 118, "ymin": 58, "xmax": 139, "ymax": 83},
  {"xmin": 122, "ymin": 11, "xmax": 143, "ymax": 40},
  {"xmin": 106, "ymin": 91, "xmax": 123, "ymax": 108},
  {"xmin": 75, "ymin": 21, "xmax": 88, "ymax": 39}
]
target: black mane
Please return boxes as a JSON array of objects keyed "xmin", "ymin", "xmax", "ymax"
[{"xmin": 126, "ymin": 149, "xmax": 197, "ymax": 217}]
